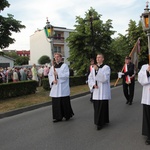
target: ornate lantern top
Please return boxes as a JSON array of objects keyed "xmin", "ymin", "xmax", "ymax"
[
  {"xmin": 141, "ymin": 2, "xmax": 150, "ymax": 32},
  {"xmin": 44, "ymin": 18, "xmax": 54, "ymax": 39}
]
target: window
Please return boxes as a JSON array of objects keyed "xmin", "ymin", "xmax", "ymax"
[{"xmin": 53, "ymin": 46, "xmax": 61, "ymax": 53}]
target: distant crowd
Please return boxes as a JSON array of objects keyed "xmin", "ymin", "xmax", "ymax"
[{"xmin": 0, "ymin": 64, "xmax": 50, "ymax": 86}]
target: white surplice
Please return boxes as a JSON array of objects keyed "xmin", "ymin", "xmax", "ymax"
[
  {"xmin": 138, "ymin": 64, "xmax": 150, "ymax": 105},
  {"xmin": 48, "ymin": 63, "xmax": 70, "ymax": 97},
  {"xmin": 88, "ymin": 65, "xmax": 111, "ymax": 100}
]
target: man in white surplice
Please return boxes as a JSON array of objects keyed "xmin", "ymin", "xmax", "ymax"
[
  {"xmin": 88, "ymin": 53, "xmax": 111, "ymax": 130},
  {"xmin": 138, "ymin": 64, "xmax": 150, "ymax": 145},
  {"xmin": 48, "ymin": 53, "xmax": 74, "ymax": 123}
]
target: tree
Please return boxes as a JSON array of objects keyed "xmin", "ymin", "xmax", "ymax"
[
  {"xmin": 4, "ymin": 51, "xmax": 19, "ymax": 59},
  {"xmin": 110, "ymin": 34, "xmax": 129, "ymax": 72},
  {"xmin": 38, "ymin": 55, "xmax": 51, "ymax": 64},
  {"xmin": 126, "ymin": 20, "xmax": 148, "ymax": 67},
  {"xmin": 0, "ymin": 0, "xmax": 25, "ymax": 49},
  {"xmin": 66, "ymin": 7, "xmax": 115, "ymax": 75},
  {"xmin": 15, "ymin": 56, "xmax": 29, "ymax": 65}
]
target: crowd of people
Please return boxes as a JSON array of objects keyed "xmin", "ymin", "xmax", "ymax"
[{"xmin": 0, "ymin": 64, "xmax": 50, "ymax": 85}]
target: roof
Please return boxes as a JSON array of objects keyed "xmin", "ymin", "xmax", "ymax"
[{"xmin": 1, "ymin": 55, "xmax": 15, "ymax": 61}]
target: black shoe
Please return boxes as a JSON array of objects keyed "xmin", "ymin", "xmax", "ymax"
[
  {"xmin": 53, "ymin": 119, "xmax": 62, "ymax": 123},
  {"xmin": 129, "ymin": 102, "xmax": 132, "ymax": 105},
  {"xmin": 126, "ymin": 101, "xmax": 129, "ymax": 104},
  {"xmin": 145, "ymin": 138, "xmax": 150, "ymax": 145},
  {"xmin": 97, "ymin": 126, "xmax": 102, "ymax": 130},
  {"xmin": 65, "ymin": 118, "xmax": 70, "ymax": 121}
]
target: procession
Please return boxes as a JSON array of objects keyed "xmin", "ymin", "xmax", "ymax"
[{"xmin": 1, "ymin": 0, "xmax": 150, "ymax": 149}]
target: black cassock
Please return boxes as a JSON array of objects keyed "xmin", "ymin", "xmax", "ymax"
[
  {"xmin": 142, "ymin": 105, "xmax": 150, "ymax": 138},
  {"xmin": 52, "ymin": 96, "xmax": 74, "ymax": 120},
  {"xmin": 49, "ymin": 62, "xmax": 74, "ymax": 121}
]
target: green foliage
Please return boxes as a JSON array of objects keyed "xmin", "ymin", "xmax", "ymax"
[
  {"xmin": 15, "ymin": 56, "xmax": 29, "ymax": 65},
  {"xmin": 42, "ymin": 76, "xmax": 87, "ymax": 91},
  {"xmin": 0, "ymin": 0, "xmax": 26, "ymax": 49},
  {"xmin": 66, "ymin": 7, "xmax": 115, "ymax": 76},
  {"xmin": 4, "ymin": 51, "xmax": 18, "ymax": 59},
  {"xmin": 0, "ymin": 80, "xmax": 37, "ymax": 100},
  {"xmin": 0, "ymin": 0, "xmax": 10, "ymax": 11},
  {"xmin": 110, "ymin": 20, "xmax": 148, "ymax": 71},
  {"xmin": 38, "ymin": 55, "xmax": 51, "ymax": 64}
]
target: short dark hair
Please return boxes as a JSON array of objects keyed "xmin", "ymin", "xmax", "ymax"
[{"xmin": 125, "ymin": 56, "xmax": 131, "ymax": 60}]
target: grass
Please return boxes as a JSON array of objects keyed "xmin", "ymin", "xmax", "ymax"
[
  {"xmin": 0, "ymin": 79, "xmax": 121, "ymax": 113},
  {"xmin": 0, "ymin": 84, "xmax": 89, "ymax": 113}
]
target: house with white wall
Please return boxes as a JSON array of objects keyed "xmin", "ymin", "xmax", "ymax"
[{"xmin": 29, "ymin": 27, "xmax": 73, "ymax": 66}]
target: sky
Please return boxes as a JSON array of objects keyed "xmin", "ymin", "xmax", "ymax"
[{"xmin": 1, "ymin": 0, "xmax": 147, "ymax": 50}]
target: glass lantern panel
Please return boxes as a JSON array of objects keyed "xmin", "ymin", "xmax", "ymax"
[{"xmin": 144, "ymin": 15, "xmax": 149, "ymax": 28}]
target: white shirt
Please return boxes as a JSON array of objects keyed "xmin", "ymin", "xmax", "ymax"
[
  {"xmin": 48, "ymin": 63, "xmax": 70, "ymax": 97},
  {"xmin": 138, "ymin": 64, "xmax": 150, "ymax": 105},
  {"xmin": 88, "ymin": 65, "xmax": 111, "ymax": 100}
]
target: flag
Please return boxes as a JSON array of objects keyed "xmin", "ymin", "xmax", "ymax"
[{"xmin": 129, "ymin": 38, "xmax": 140, "ymax": 74}]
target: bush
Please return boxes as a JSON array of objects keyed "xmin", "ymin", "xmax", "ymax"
[
  {"xmin": 42, "ymin": 76, "xmax": 87, "ymax": 91},
  {"xmin": 0, "ymin": 80, "xmax": 38, "ymax": 100}
]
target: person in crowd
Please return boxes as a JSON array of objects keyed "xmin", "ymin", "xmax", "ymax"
[
  {"xmin": 16, "ymin": 68, "xmax": 21, "ymax": 81},
  {"xmin": 0, "ymin": 68, "xmax": 5, "ymax": 83},
  {"xmin": 0, "ymin": 68, "xmax": 3, "ymax": 83},
  {"xmin": 12, "ymin": 68, "xmax": 19, "ymax": 82},
  {"xmin": 27, "ymin": 68, "xmax": 32, "ymax": 80},
  {"xmin": 31, "ymin": 64, "xmax": 38, "ymax": 81},
  {"xmin": 118, "ymin": 56, "xmax": 135, "ymax": 105},
  {"xmin": 48, "ymin": 53, "xmax": 74, "ymax": 122},
  {"xmin": 38, "ymin": 65, "xmax": 44, "ymax": 86},
  {"xmin": 7, "ymin": 67, "xmax": 13, "ymax": 83},
  {"xmin": 138, "ymin": 64, "xmax": 150, "ymax": 145},
  {"xmin": 88, "ymin": 53, "xmax": 111, "ymax": 130},
  {"xmin": 20, "ymin": 67, "xmax": 27, "ymax": 81},
  {"xmin": 43, "ymin": 65, "xmax": 49, "ymax": 78},
  {"xmin": 86, "ymin": 58, "xmax": 96, "ymax": 102}
]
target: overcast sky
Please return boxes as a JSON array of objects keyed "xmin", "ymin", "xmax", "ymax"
[{"xmin": 1, "ymin": 0, "xmax": 147, "ymax": 50}]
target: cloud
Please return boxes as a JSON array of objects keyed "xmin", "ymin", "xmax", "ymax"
[{"xmin": 2, "ymin": 0, "xmax": 146, "ymax": 50}]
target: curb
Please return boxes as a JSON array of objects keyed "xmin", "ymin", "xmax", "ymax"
[{"xmin": 0, "ymin": 91, "xmax": 90, "ymax": 119}]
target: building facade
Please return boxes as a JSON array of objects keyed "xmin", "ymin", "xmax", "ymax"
[
  {"xmin": 16, "ymin": 50, "xmax": 30, "ymax": 57},
  {"xmin": 0, "ymin": 55, "xmax": 14, "ymax": 68},
  {"xmin": 29, "ymin": 27, "xmax": 73, "ymax": 66}
]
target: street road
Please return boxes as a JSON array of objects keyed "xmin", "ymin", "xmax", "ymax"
[{"xmin": 0, "ymin": 82, "xmax": 149, "ymax": 150}]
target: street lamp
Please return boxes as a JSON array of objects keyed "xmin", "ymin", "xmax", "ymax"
[
  {"xmin": 141, "ymin": 2, "xmax": 150, "ymax": 64},
  {"xmin": 44, "ymin": 18, "xmax": 54, "ymax": 61},
  {"xmin": 84, "ymin": 11, "xmax": 99, "ymax": 60},
  {"xmin": 44, "ymin": 18, "xmax": 54, "ymax": 39}
]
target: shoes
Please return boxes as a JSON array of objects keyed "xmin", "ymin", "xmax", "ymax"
[
  {"xmin": 126, "ymin": 101, "xmax": 129, "ymax": 104},
  {"xmin": 145, "ymin": 138, "xmax": 150, "ymax": 145},
  {"xmin": 65, "ymin": 118, "xmax": 70, "ymax": 121},
  {"xmin": 53, "ymin": 119, "xmax": 62, "ymax": 123},
  {"xmin": 97, "ymin": 125, "xmax": 102, "ymax": 130},
  {"xmin": 129, "ymin": 102, "xmax": 132, "ymax": 105}
]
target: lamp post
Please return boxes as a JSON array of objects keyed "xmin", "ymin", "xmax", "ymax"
[
  {"xmin": 141, "ymin": 2, "xmax": 150, "ymax": 64},
  {"xmin": 85, "ymin": 11, "xmax": 99, "ymax": 60},
  {"xmin": 44, "ymin": 18, "xmax": 54, "ymax": 60}
]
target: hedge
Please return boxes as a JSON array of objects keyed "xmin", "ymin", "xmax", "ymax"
[
  {"xmin": 0, "ymin": 80, "xmax": 38, "ymax": 100},
  {"xmin": 42, "ymin": 73, "xmax": 117, "ymax": 91},
  {"xmin": 42, "ymin": 76, "xmax": 87, "ymax": 91},
  {"xmin": 0, "ymin": 73, "xmax": 118, "ymax": 100}
]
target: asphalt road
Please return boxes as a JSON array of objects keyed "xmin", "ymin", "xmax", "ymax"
[{"xmin": 0, "ymin": 82, "xmax": 149, "ymax": 150}]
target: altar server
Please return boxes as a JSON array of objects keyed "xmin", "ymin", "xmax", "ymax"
[
  {"xmin": 88, "ymin": 53, "xmax": 111, "ymax": 130},
  {"xmin": 138, "ymin": 64, "xmax": 150, "ymax": 145},
  {"xmin": 48, "ymin": 53, "xmax": 74, "ymax": 122}
]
